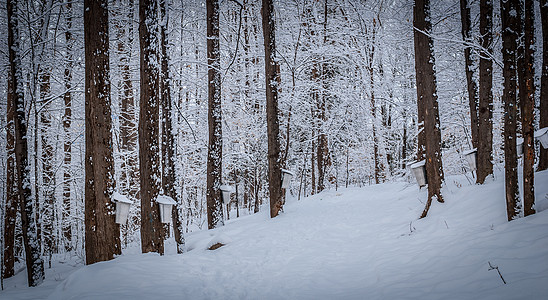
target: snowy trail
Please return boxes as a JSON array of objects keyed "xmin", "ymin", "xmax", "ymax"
[{"xmin": 2, "ymin": 171, "xmax": 548, "ymax": 299}]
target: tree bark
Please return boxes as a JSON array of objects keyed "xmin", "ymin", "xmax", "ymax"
[
  {"xmin": 40, "ymin": 70, "xmax": 55, "ymax": 262},
  {"xmin": 8, "ymin": 0, "xmax": 45, "ymax": 286},
  {"xmin": 477, "ymin": 0, "xmax": 494, "ymax": 184},
  {"xmin": 262, "ymin": 0, "xmax": 283, "ymax": 218},
  {"xmin": 414, "ymin": 0, "xmax": 444, "ymax": 219},
  {"xmin": 3, "ymin": 50, "xmax": 17, "ymax": 279},
  {"xmin": 522, "ymin": 0, "xmax": 535, "ymax": 216},
  {"xmin": 538, "ymin": 0, "xmax": 548, "ymax": 171},
  {"xmin": 369, "ymin": 21, "xmax": 381, "ymax": 184},
  {"xmin": 160, "ymin": 0, "xmax": 184, "ymax": 253},
  {"xmin": 206, "ymin": 0, "xmax": 224, "ymax": 229},
  {"xmin": 460, "ymin": 0, "xmax": 479, "ymax": 150},
  {"xmin": 62, "ymin": 0, "xmax": 73, "ymax": 253},
  {"xmin": 84, "ymin": 0, "xmax": 121, "ymax": 264},
  {"xmin": 139, "ymin": 0, "xmax": 164, "ymax": 253},
  {"xmin": 500, "ymin": 0, "xmax": 521, "ymax": 221}
]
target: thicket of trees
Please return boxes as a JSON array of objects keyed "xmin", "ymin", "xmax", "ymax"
[{"xmin": 1, "ymin": 0, "xmax": 546, "ymax": 287}]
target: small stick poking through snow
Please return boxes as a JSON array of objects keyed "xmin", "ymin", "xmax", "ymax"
[
  {"xmin": 488, "ymin": 261, "xmax": 507, "ymax": 284},
  {"xmin": 409, "ymin": 222, "xmax": 416, "ymax": 234}
]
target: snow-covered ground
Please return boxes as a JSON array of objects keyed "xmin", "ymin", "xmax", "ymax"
[{"xmin": 2, "ymin": 169, "xmax": 548, "ymax": 299}]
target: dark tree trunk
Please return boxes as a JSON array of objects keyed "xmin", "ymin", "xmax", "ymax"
[
  {"xmin": 8, "ymin": 0, "xmax": 45, "ymax": 286},
  {"xmin": 477, "ymin": 0, "xmax": 494, "ymax": 184},
  {"xmin": 414, "ymin": 0, "xmax": 444, "ymax": 219},
  {"xmin": 160, "ymin": 0, "xmax": 184, "ymax": 253},
  {"xmin": 62, "ymin": 0, "xmax": 73, "ymax": 253},
  {"xmin": 500, "ymin": 0, "xmax": 521, "ymax": 221},
  {"xmin": 522, "ymin": 0, "xmax": 535, "ymax": 216},
  {"xmin": 316, "ymin": 0, "xmax": 330, "ymax": 192},
  {"xmin": 460, "ymin": 0, "xmax": 479, "ymax": 149},
  {"xmin": 262, "ymin": 0, "xmax": 283, "ymax": 218},
  {"xmin": 402, "ymin": 110, "xmax": 408, "ymax": 169},
  {"xmin": 539, "ymin": 0, "xmax": 548, "ymax": 171},
  {"xmin": 3, "ymin": 57, "xmax": 17, "ymax": 278},
  {"xmin": 516, "ymin": 2, "xmax": 525, "ymax": 135},
  {"xmin": 84, "ymin": 0, "xmax": 121, "ymax": 264},
  {"xmin": 206, "ymin": 0, "xmax": 224, "ymax": 229},
  {"xmin": 369, "ymin": 22, "xmax": 381, "ymax": 184},
  {"xmin": 139, "ymin": 0, "xmax": 164, "ymax": 253}
]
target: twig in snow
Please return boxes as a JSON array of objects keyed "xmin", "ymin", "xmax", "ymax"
[
  {"xmin": 488, "ymin": 261, "xmax": 507, "ymax": 284},
  {"xmin": 444, "ymin": 220, "xmax": 449, "ymax": 229}
]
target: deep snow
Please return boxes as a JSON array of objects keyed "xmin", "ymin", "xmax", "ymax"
[{"xmin": 2, "ymin": 169, "xmax": 548, "ymax": 299}]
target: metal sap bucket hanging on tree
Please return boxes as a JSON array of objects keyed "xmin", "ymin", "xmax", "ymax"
[
  {"xmin": 535, "ymin": 127, "xmax": 548, "ymax": 148},
  {"xmin": 112, "ymin": 192, "xmax": 133, "ymax": 224},
  {"xmin": 219, "ymin": 185, "xmax": 233, "ymax": 204},
  {"xmin": 517, "ymin": 138, "xmax": 524, "ymax": 157},
  {"xmin": 410, "ymin": 160, "xmax": 427, "ymax": 188},
  {"xmin": 281, "ymin": 169, "xmax": 295, "ymax": 189},
  {"xmin": 463, "ymin": 148, "xmax": 477, "ymax": 171},
  {"xmin": 156, "ymin": 195, "xmax": 177, "ymax": 224}
]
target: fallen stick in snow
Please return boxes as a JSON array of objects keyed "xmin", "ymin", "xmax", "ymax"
[{"xmin": 488, "ymin": 261, "xmax": 506, "ymax": 284}]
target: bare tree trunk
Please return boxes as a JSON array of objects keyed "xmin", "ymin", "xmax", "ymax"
[
  {"xmin": 160, "ymin": 0, "xmax": 184, "ymax": 253},
  {"xmin": 369, "ymin": 21, "xmax": 380, "ymax": 184},
  {"xmin": 500, "ymin": 0, "xmax": 521, "ymax": 221},
  {"xmin": 460, "ymin": 0, "xmax": 479, "ymax": 149},
  {"xmin": 402, "ymin": 110, "xmax": 408, "ymax": 169},
  {"xmin": 538, "ymin": 0, "xmax": 548, "ymax": 171},
  {"xmin": 262, "ymin": 0, "xmax": 283, "ymax": 218},
  {"xmin": 39, "ymin": 69, "xmax": 55, "ymax": 263},
  {"xmin": 206, "ymin": 0, "xmax": 224, "ymax": 229},
  {"xmin": 139, "ymin": 0, "xmax": 164, "ymax": 254},
  {"xmin": 414, "ymin": 0, "xmax": 444, "ymax": 218},
  {"xmin": 62, "ymin": 0, "xmax": 73, "ymax": 253},
  {"xmin": 522, "ymin": 0, "xmax": 535, "ymax": 216},
  {"xmin": 8, "ymin": 0, "xmax": 45, "ymax": 285},
  {"xmin": 84, "ymin": 0, "xmax": 121, "ymax": 264},
  {"xmin": 311, "ymin": 140, "xmax": 316, "ymax": 195},
  {"xmin": 3, "ymin": 59, "xmax": 17, "ymax": 278},
  {"xmin": 477, "ymin": 0, "xmax": 494, "ymax": 184}
]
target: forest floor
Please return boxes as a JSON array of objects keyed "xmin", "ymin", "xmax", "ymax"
[{"xmin": 2, "ymin": 168, "xmax": 548, "ymax": 299}]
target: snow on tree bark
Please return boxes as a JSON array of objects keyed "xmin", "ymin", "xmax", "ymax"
[
  {"xmin": 500, "ymin": 0, "xmax": 522, "ymax": 221},
  {"xmin": 3, "ymin": 53, "xmax": 17, "ymax": 278},
  {"xmin": 477, "ymin": 0, "xmax": 494, "ymax": 184},
  {"xmin": 8, "ymin": 0, "xmax": 45, "ymax": 286},
  {"xmin": 206, "ymin": 0, "xmax": 224, "ymax": 229},
  {"xmin": 139, "ymin": 0, "xmax": 165, "ymax": 253},
  {"xmin": 62, "ymin": 0, "xmax": 73, "ymax": 253},
  {"xmin": 262, "ymin": 0, "xmax": 283, "ymax": 218},
  {"xmin": 521, "ymin": 0, "xmax": 535, "ymax": 216},
  {"xmin": 540, "ymin": 0, "xmax": 548, "ymax": 172},
  {"xmin": 84, "ymin": 0, "xmax": 121, "ymax": 264},
  {"xmin": 413, "ymin": 0, "xmax": 444, "ymax": 219},
  {"xmin": 40, "ymin": 43, "xmax": 55, "ymax": 266},
  {"xmin": 459, "ymin": 0, "xmax": 479, "ymax": 150},
  {"xmin": 160, "ymin": 0, "xmax": 184, "ymax": 253}
]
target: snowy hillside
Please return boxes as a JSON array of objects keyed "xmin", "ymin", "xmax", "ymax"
[{"xmin": 2, "ymin": 170, "xmax": 548, "ymax": 300}]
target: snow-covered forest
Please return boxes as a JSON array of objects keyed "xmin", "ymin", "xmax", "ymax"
[{"xmin": 1, "ymin": 0, "xmax": 548, "ymax": 298}]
